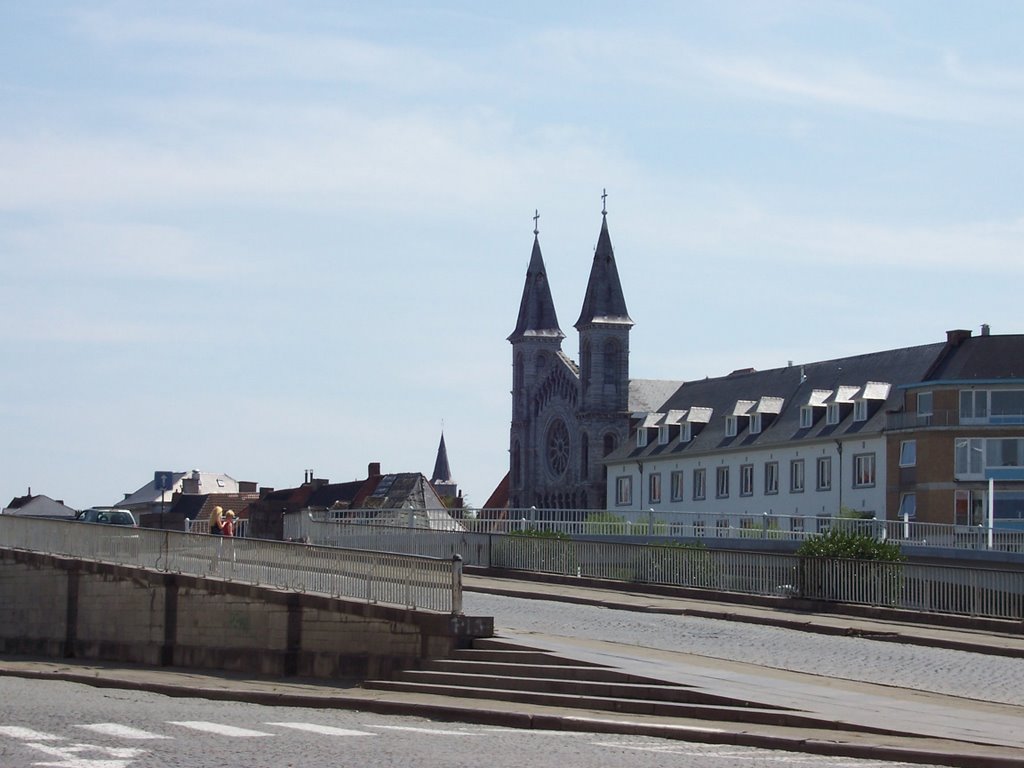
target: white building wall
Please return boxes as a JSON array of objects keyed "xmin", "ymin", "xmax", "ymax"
[{"xmin": 607, "ymin": 435, "xmax": 888, "ymax": 521}]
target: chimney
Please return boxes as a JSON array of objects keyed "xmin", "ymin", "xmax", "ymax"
[
  {"xmin": 981, "ymin": 323, "xmax": 991, "ymax": 336},
  {"xmin": 946, "ymin": 329, "xmax": 972, "ymax": 347},
  {"xmin": 368, "ymin": 462, "xmax": 381, "ymax": 477}
]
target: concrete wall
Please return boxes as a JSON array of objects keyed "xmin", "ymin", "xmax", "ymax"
[{"xmin": 0, "ymin": 548, "xmax": 492, "ymax": 680}]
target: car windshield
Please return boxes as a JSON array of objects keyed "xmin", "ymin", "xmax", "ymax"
[{"xmin": 78, "ymin": 509, "xmax": 135, "ymax": 525}]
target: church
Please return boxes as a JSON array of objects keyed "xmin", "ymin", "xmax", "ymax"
[
  {"xmin": 507, "ymin": 200, "xmax": 678, "ymax": 513},
  {"xmin": 507, "ymin": 198, "xmax": 1024, "ymax": 528}
]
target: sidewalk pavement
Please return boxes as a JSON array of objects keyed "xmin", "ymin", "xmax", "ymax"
[{"xmin": 1, "ymin": 575, "xmax": 1022, "ymax": 767}]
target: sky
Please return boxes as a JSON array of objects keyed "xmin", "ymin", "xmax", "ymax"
[{"xmin": 3, "ymin": 1, "xmax": 1024, "ymax": 511}]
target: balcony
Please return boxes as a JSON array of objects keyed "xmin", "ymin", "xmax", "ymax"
[{"xmin": 885, "ymin": 409, "xmax": 959, "ymax": 430}]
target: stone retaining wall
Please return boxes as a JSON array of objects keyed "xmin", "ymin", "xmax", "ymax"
[{"xmin": 0, "ymin": 548, "xmax": 492, "ymax": 679}]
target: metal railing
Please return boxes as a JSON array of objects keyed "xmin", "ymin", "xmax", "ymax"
[
  {"xmin": 0, "ymin": 516, "xmax": 461, "ymax": 614},
  {"xmin": 287, "ymin": 519, "xmax": 1024, "ymax": 621},
  {"xmin": 398, "ymin": 508, "xmax": 1024, "ymax": 552}
]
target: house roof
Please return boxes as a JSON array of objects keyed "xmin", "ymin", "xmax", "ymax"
[
  {"xmin": 508, "ymin": 234, "xmax": 564, "ymax": 342},
  {"xmin": 609, "ymin": 340, "xmax": 946, "ymax": 463},
  {"xmin": 574, "ymin": 213, "xmax": 633, "ymax": 329},
  {"xmin": 925, "ymin": 333, "xmax": 1024, "ymax": 381}
]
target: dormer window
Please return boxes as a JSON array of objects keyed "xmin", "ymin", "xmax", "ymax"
[
  {"xmin": 826, "ymin": 403, "xmax": 840, "ymax": 425},
  {"xmin": 658, "ymin": 425, "xmax": 669, "ymax": 445},
  {"xmin": 680, "ymin": 423, "xmax": 692, "ymax": 443},
  {"xmin": 750, "ymin": 413, "xmax": 763, "ymax": 434},
  {"xmin": 854, "ymin": 400, "xmax": 868, "ymax": 422},
  {"xmin": 725, "ymin": 416, "xmax": 738, "ymax": 437},
  {"xmin": 637, "ymin": 429, "xmax": 648, "ymax": 448},
  {"xmin": 800, "ymin": 406, "xmax": 814, "ymax": 429}
]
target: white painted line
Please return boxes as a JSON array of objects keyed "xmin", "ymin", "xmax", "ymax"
[
  {"xmin": 76, "ymin": 724, "xmax": 172, "ymax": 740},
  {"xmin": 265, "ymin": 723, "xmax": 376, "ymax": 737},
  {"xmin": 168, "ymin": 721, "xmax": 272, "ymax": 737},
  {"xmin": 0, "ymin": 726, "xmax": 62, "ymax": 741},
  {"xmin": 365, "ymin": 725, "xmax": 476, "ymax": 736}
]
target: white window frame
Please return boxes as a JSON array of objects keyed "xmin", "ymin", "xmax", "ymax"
[
  {"xmin": 790, "ymin": 459, "xmax": 805, "ymax": 493},
  {"xmin": 658, "ymin": 425, "xmax": 669, "ymax": 445},
  {"xmin": 716, "ymin": 466, "xmax": 730, "ymax": 498},
  {"xmin": 670, "ymin": 470, "xmax": 684, "ymax": 501},
  {"xmin": 826, "ymin": 403, "xmax": 840, "ymax": 425},
  {"xmin": 649, "ymin": 472, "xmax": 662, "ymax": 504},
  {"xmin": 616, "ymin": 476, "xmax": 633, "ymax": 505},
  {"xmin": 853, "ymin": 453, "xmax": 876, "ymax": 488},
  {"xmin": 764, "ymin": 461, "xmax": 779, "ymax": 495},
  {"xmin": 899, "ymin": 440, "xmax": 917, "ymax": 467},
  {"xmin": 637, "ymin": 429, "xmax": 648, "ymax": 448},
  {"xmin": 800, "ymin": 406, "xmax": 814, "ymax": 429},
  {"xmin": 725, "ymin": 416, "xmax": 738, "ymax": 438},
  {"xmin": 740, "ymin": 464, "xmax": 754, "ymax": 496},
  {"xmin": 816, "ymin": 456, "xmax": 832, "ymax": 491},
  {"xmin": 693, "ymin": 468, "xmax": 706, "ymax": 500},
  {"xmin": 750, "ymin": 414, "xmax": 762, "ymax": 435},
  {"xmin": 680, "ymin": 423, "xmax": 692, "ymax": 443},
  {"xmin": 854, "ymin": 400, "xmax": 868, "ymax": 422}
]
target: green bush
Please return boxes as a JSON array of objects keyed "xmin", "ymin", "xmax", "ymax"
[{"xmin": 796, "ymin": 528, "xmax": 905, "ymax": 561}]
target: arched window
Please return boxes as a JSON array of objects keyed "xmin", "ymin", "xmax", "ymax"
[
  {"xmin": 580, "ymin": 433, "xmax": 589, "ymax": 480},
  {"xmin": 603, "ymin": 433, "xmax": 617, "ymax": 457},
  {"xmin": 535, "ymin": 351, "xmax": 548, "ymax": 375},
  {"xmin": 580, "ymin": 340, "xmax": 591, "ymax": 394},
  {"xmin": 512, "ymin": 442, "xmax": 522, "ymax": 486}
]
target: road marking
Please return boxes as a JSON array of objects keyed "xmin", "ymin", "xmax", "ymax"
[
  {"xmin": 0, "ymin": 726, "xmax": 62, "ymax": 741},
  {"xmin": 76, "ymin": 724, "xmax": 172, "ymax": 740},
  {"xmin": 265, "ymin": 723, "xmax": 375, "ymax": 737},
  {"xmin": 365, "ymin": 725, "xmax": 476, "ymax": 736},
  {"xmin": 20, "ymin": 739, "xmax": 146, "ymax": 767},
  {"xmin": 168, "ymin": 721, "xmax": 272, "ymax": 737}
]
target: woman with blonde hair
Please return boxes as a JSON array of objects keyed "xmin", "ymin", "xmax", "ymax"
[{"xmin": 209, "ymin": 506, "xmax": 223, "ymax": 535}]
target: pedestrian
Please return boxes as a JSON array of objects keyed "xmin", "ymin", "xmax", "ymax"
[
  {"xmin": 222, "ymin": 510, "xmax": 235, "ymax": 537},
  {"xmin": 209, "ymin": 506, "xmax": 223, "ymax": 535}
]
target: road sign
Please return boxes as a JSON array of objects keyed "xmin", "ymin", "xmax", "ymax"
[{"xmin": 154, "ymin": 471, "xmax": 175, "ymax": 492}]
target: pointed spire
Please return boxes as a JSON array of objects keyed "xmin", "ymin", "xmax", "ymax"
[
  {"xmin": 508, "ymin": 210, "xmax": 565, "ymax": 342},
  {"xmin": 431, "ymin": 431, "xmax": 452, "ymax": 484},
  {"xmin": 575, "ymin": 192, "xmax": 633, "ymax": 329}
]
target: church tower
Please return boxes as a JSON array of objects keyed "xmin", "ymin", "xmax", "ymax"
[{"xmin": 574, "ymin": 194, "xmax": 633, "ymax": 508}]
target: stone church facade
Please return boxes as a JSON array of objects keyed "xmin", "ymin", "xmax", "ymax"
[{"xmin": 507, "ymin": 207, "xmax": 678, "ymax": 514}]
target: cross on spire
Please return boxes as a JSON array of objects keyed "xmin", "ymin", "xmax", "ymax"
[
  {"xmin": 533, "ymin": 209, "xmax": 539, "ymax": 236},
  {"xmin": 601, "ymin": 188, "xmax": 608, "ymax": 216}
]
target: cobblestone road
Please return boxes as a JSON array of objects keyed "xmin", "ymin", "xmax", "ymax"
[{"xmin": 464, "ymin": 592, "xmax": 1024, "ymax": 706}]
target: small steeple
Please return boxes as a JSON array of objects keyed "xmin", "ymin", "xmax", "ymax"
[
  {"xmin": 508, "ymin": 209, "xmax": 565, "ymax": 342},
  {"xmin": 431, "ymin": 431, "xmax": 452, "ymax": 484},
  {"xmin": 575, "ymin": 191, "xmax": 633, "ymax": 329}
]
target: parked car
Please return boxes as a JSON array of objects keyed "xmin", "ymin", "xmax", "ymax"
[{"xmin": 74, "ymin": 507, "xmax": 138, "ymax": 527}]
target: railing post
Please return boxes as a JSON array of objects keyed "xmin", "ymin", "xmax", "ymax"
[{"xmin": 451, "ymin": 554, "xmax": 463, "ymax": 616}]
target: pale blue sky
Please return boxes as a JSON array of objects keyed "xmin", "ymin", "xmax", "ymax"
[{"xmin": 3, "ymin": 2, "xmax": 1023, "ymax": 510}]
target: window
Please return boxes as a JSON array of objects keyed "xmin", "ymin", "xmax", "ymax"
[
  {"xmin": 764, "ymin": 461, "xmax": 779, "ymax": 495},
  {"xmin": 740, "ymin": 464, "xmax": 754, "ymax": 496},
  {"xmin": 716, "ymin": 466, "xmax": 730, "ymax": 498},
  {"xmin": 917, "ymin": 391, "xmax": 933, "ymax": 416},
  {"xmin": 680, "ymin": 423, "xmax": 692, "ymax": 443},
  {"xmin": 854, "ymin": 400, "xmax": 868, "ymax": 422},
  {"xmin": 954, "ymin": 437, "xmax": 985, "ymax": 478},
  {"xmin": 960, "ymin": 390, "xmax": 987, "ymax": 421},
  {"xmin": 816, "ymin": 456, "xmax": 832, "ymax": 491},
  {"xmin": 790, "ymin": 459, "xmax": 805, "ymax": 493},
  {"xmin": 800, "ymin": 406, "xmax": 814, "ymax": 429},
  {"xmin": 899, "ymin": 440, "xmax": 917, "ymax": 467},
  {"xmin": 955, "ymin": 489, "xmax": 985, "ymax": 526},
  {"xmin": 649, "ymin": 472, "xmax": 662, "ymax": 504},
  {"xmin": 637, "ymin": 429, "xmax": 648, "ymax": 448},
  {"xmin": 658, "ymin": 426, "xmax": 669, "ymax": 445},
  {"xmin": 898, "ymin": 492, "xmax": 916, "ymax": 520},
  {"xmin": 725, "ymin": 416, "xmax": 738, "ymax": 438},
  {"xmin": 991, "ymin": 391, "xmax": 1024, "ymax": 422},
  {"xmin": 750, "ymin": 414, "xmax": 762, "ymax": 435},
  {"xmin": 693, "ymin": 468, "xmax": 706, "ymax": 500},
  {"xmin": 615, "ymin": 476, "xmax": 633, "ymax": 505},
  {"xmin": 854, "ymin": 453, "xmax": 876, "ymax": 487},
  {"xmin": 670, "ymin": 470, "xmax": 684, "ymax": 501},
  {"xmin": 826, "ymin": 404, "xmax": 840, "ymax": 425}
]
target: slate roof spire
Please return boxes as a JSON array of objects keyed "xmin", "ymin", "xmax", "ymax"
[
  {"xmin": 508, "ymin": 209, "xmax": 565, "ymax": 342},
  {"xmin": 430, "ymin": 431, "xmax": 452, "ymax": 484},
  {"xmin": 575, "ymin": 190, "xmax": 633, "ymax": 329}
]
